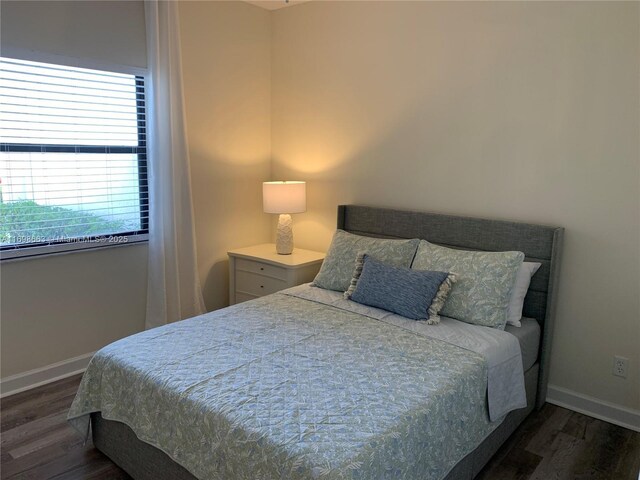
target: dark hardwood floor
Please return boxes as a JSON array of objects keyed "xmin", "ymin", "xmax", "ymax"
[{"xmin": 1, "ymin": 374, "xmax": 638, "ymax": 479}]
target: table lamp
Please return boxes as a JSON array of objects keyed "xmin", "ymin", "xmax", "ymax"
[{"xmin": 263, "ymin": 181, "xmax": 306, "ymax": 255}]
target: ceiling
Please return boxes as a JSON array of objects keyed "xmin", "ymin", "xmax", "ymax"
[{"xmin": 244, "ymin": 0, "xmax": 310, "ymax": 11}]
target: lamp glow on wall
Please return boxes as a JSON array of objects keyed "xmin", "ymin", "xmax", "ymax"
[{"xmin": 263, "ymin": 181, "xmax": 306, "ymax": 255}]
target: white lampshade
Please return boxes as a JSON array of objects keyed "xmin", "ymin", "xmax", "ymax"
[{"xmin": 263, "ymin": 181, "xmax": 306, "ymax": 214}]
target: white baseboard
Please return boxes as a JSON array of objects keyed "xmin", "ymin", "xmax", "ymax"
[
  {"xmin": 547, "ymin": 384, "xmax": 640, "ymax": 432},
  {"xmin": 0, "ymin": 352, "xmax": 95, "ymax": 398}
]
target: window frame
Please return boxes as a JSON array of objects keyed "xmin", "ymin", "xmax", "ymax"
[{"xmin": 0, "ymin": 56, "xmax": 150, "ymax": 261}]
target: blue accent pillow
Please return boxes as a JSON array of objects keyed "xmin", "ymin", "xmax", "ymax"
[{"xmin": 344, "ymin": 254, "xmax": 457, "ymax": 323}]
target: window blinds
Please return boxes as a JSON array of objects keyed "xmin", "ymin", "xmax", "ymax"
[{"xmin": 0, "ymin": 57, "xmax": 148, "ymax": 256}]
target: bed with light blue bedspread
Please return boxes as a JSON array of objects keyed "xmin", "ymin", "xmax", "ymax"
[{"xmin": 68, "ymin": 286, "xmax": 524, "ymax": 480}]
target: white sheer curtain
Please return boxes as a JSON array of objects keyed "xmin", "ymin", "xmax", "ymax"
[{"xmin": 144, "ymin": 0, "xmax": 205, "ymax": 329}]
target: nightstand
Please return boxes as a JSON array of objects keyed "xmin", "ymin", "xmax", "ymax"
[{"xmin": 228, "ymin": 244, "xmax": 325, "ymax": 305}]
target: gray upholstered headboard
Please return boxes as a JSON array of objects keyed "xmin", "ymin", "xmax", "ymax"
[{"xmin": 337, "ymin": 204, "xmax": 563, "ymax": 409}]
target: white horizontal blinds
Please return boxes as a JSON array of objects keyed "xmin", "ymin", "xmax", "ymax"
[
  {"xmin": 0, "ymin": 57, "xmax": 147, "ymax": 249},
  {"xmin": 0, "ymin": 58, "xmax": 140, "ymax": 145}
]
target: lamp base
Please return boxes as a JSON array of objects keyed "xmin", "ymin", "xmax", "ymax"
[{"xmin": 276, "ymin": 214, "xmax": 293, "ymax": 255}]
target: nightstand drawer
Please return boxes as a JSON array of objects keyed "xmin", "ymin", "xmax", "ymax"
[
  {"xmin": 236, "ymin": 258, "xmax": 287, "ymax": 281},
  {"xmin": 236, "ymin": 271, "xmax": 287, "ymax": 297},
  {"xmin": 228, "ymin": 244, "xmax": 325, "ymax": 305}
]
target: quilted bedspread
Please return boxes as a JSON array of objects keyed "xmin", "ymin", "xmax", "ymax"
[{"xmin": 68, "ymin": 292, "xmax": 499, "ymax": 480}]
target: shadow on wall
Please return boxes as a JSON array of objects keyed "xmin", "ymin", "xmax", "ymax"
[
  {"xmin": 188, "ymin": 145, "xmax": 272, "ymax": 313},
  {"xmin": 203, "ymin": 259, "xmax": 230, "ymax": 312}
]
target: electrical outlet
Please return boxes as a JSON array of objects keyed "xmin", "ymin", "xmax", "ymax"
[{"xmin": 613, "ymin": 356, "xmax": 628, "ymax": 378}]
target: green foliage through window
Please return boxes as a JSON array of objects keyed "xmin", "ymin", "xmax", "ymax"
[{"xmin": 0, "ymin": 200, "xmax": 128, "ymax": 245}]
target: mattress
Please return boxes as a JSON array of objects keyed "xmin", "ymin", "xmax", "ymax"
[
  {"xmin": 505, "ymin": 318, "xmax": 541, "ymax": 372},
  {"xmin": 69, "ymin": 290, "xmax": 526, "ymax": 480}
]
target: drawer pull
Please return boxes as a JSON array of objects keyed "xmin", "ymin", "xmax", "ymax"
[
  {"xmin": 260, "ymin": 267, "xmax": 264, "ymax": 271},
  {"xmin": 260, "ymin": 285, "xmax": 264, "ymax": 288}
]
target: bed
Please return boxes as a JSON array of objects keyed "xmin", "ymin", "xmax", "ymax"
[{"xmin": 68, "ymin": 204, "xmax": 563, "ymax": 480}]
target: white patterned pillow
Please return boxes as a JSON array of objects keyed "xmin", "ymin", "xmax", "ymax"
[
  {"xmin": 411, "ymin": 240, "xmax": 524, "ymax": 329},
  {"xmin": 312, "ymin": 230, "xmax": 420, "ymax": 292}
]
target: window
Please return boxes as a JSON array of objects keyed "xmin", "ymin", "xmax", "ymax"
[{"xmin": 0, "ymin": 57, "xmax": 148, "ymax": 259}]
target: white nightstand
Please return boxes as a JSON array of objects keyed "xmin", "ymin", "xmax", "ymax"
[{"xmin": 228, "ymin": 244, "xmax": 325, "ymax": 305}]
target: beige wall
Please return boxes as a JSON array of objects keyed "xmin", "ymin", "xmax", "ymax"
[
  {"xmin": 1, "ymin": 246, "xmax": 148, "ymax": 377},
  {"xmin": 0, "ymin": 1, "xmax": 149, "ymax": 379},
  {"xmin": 271, "ymin": 2, "xmax": 640, "ymax": 410},
  {"xmin": 0, "ymin": 0, "xmax": 146, "ymax": 69},
  {"xmin": 179, "ymin": 1, "xmax": 272, "ymax": 311}
]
